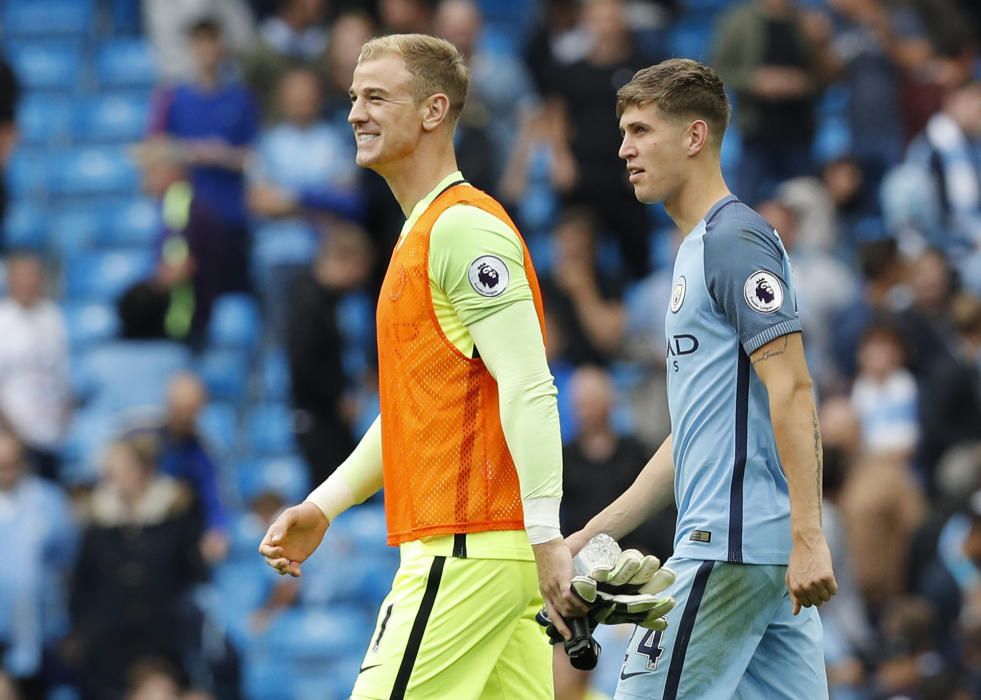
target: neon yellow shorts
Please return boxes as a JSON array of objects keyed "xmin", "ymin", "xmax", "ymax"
[{"xmin": 351, "ymin": 540, "xmax": 553, "ymax": 700}]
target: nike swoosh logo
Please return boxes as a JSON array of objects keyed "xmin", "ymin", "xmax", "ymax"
[
  {"xmin": 619, "ymin": 669, "xmax": 649, "ymax": 681},
  {"xmin": 359, "ymin": 664, "xmax": 382, "ymax": 675}
]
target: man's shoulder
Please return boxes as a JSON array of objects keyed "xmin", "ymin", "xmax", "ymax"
[{"xmin": 703, "ymin": 203, "xmax": 781, "ymax": 260}]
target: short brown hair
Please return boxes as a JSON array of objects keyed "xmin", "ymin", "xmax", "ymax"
[
  {"xmin": 358, "ymin": 34, "xmax": 469, "ymax": 124},
  {"xmin": 616, "ymin": 59, "xmax": 729, "ymax": 146}
]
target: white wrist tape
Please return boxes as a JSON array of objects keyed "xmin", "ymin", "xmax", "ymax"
[
  {"xmin": 305, "ymin": 471, "xmax": 357, "ymax": 523},
  {"xmin": 523, "ymin": 496, "xmax": 562, "ymax": 544}
]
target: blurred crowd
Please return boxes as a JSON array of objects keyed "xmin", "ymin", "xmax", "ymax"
[{"xmin": 0, "ymin": 0, "xmax": 980, "ymax": 699}]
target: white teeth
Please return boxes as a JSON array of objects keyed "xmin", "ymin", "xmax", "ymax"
[{"xmin": 358, "ymin": 134, "xmax": 379, "ymax": 142}]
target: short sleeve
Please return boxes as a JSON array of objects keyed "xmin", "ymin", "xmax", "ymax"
[
  {"xmin": 703, "ymin": 220, "xmax": 802, "ymax": 354},
  {"xmin": 429, "ymin": 204, "xmax": 533, "ymax": 327}
]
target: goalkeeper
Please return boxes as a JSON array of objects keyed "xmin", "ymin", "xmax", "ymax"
[{"xmin": 260, "ymin": 34, "xmax": 608, "ymax": 700}]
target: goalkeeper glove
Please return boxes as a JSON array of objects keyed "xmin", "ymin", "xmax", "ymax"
[{"xmin": 570, "ymin": 548, "xmax": 677, "ymax": 630}]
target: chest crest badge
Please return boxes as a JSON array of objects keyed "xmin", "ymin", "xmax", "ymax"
[{"xmin": 670, "ymin": 276, "xmax": 687, "ymax": 313}]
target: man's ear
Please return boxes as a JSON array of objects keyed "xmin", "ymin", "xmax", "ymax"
[
  {"xmin": 422, "ymin": 93, "xmax": 452, "ymax": 132},
  {"xmin": 687, "ymin": 119, "xmax": 710, "ymax": 156}
]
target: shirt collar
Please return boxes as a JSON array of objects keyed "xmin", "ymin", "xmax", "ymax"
[{"xmin": 403, "ymin": 171, "xmax": 466, "ymax": 231}]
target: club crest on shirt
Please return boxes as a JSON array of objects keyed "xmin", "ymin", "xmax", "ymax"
[
  {"xmin": 743, "ymin": 270, "xmax": 783, "ymax": 314},
  {"xmin": 468, "ymin": 255, "xmax": 509, "ymax": 297},
  {"xmin": 670, "ymin": 276, "xmax": 686, "ymax": 313}
]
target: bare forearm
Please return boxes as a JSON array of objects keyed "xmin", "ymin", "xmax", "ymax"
[
  {"xmin": 770, "ymin": 385, "xmax": 823, "ymax": 536},
  {"xmin": 579, "ymin": 435, "xmax": 674, "ymax": 544}
]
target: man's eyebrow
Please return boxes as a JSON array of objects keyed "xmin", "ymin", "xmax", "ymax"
[
  {"xmin": 621, "ymin": 120, "xmax": 651, "ymax": 133},
  {"xmin": 350, "ymin": 86, "xmax": 391, "ymax": 97}
]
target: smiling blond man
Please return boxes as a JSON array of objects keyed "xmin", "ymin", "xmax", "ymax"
[{"xmin": 259, "ymin": 34, "xmax": 586, "ymax": 699}]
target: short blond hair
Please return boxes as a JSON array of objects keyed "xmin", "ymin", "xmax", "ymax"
[
  {"xmin": 358, "ymin": 34, "xmax": 469, "ymax": 124},
  {"xmin": 616, "ymin": 59, "xmax": 729, "ymax": 147}
]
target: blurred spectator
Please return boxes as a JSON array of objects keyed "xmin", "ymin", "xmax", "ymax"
[
  {"xmin": 0, "ymin": 674, "xmax": 18, "ymax": 700},
  {"xmin": 561, "ymin": 366, "xmax": 675, "ymax": 560},
  {"xmin": 822, "ymin": 155, "xmax": 880, "ymax": 255},
  {"xmin": 757, "ymin": 198, "xmax": 857, "ymax": 391},
  {"xmin": 774, "ymin": 176, "xmax": 837, "ymax": 252},
  {"xmin": 321, "ymin": 10, "xmax": 376, "ymax": 123},
  {"xmin": 71, "ymin": 438, "xmax": 204, "ymax": 700},
  {"xmin": 434, "ymin": 0, "xmax": 535, "ymax": 184},
  {"xmin": 75, "ymin": 283, "xmax": 191, "ymax": 419},
  {"xmin": 539, "ymin": 207, "xmax": 625, "ymax": 367},
  {"xmin": 905, "ymin": 80, "xmax": 981, "ymax": 290},
  {"xmin": 0, "ymin": 431, "xmax": 76, "ymax": 698},
  {"xmin": 917, "ymin": 294, "xmax": 981, "ymax": 485},
  {"xmin": 248, "ymin": 66, "xmax": 362, "ymax": 336},
  {"xmin": 0, "ymin": 251, "xmax": 71, "ymax": 481},
  {"xmin": 713, "ymin": 0, "xmax": 832, "ymax": 205},
  {"xmin": 618, "ymin": 228, "xmax": 679, "ymax": 449},
  {"xmin": 124, "ymin": 659, "xmax": 183, "ymax": 700},
  {"xmin": 0, "ymin": 56, "xmax": 19, "ymax": 247},
  {"xmin": 543, "ymin": 310, "xmax": 577, "ymax": 444},
  {"xmin": 873, "ymin": 597, "xmax": 961, "ymax": 699},
  {"xmin": 134, "ymin": 139, "xmax": 236, "ymax": 344},
  {"xmin": 147, "ymin": 373, "xmax": 229, "ymax": 565},
  {"xmin": 523, "ymin": 0, "xmax": 587, "ymax": 97},
  {"xmin": 143, "ymin": 0, "xmax": 256, "ymax": 83},
  {"xmin": 547, "ymin": 0, "xmax": 659, "ymax": 278},
  {"xmin": 149, "ymin": 17, "xmax": 258, "ymax": 293},
  {"xmin": 898, "ymin": 248, "xmax": 957, "ymax": 380},
  {"xmin": 242, "ymin": 0, "xmax": 330, "ymax": 119},
  {"xmin": 840, "ymin": 439, "xmax": 926, "ymax": 614},
  {"xmin": 820, "ymin": 404, "xmax": 871, "ymax": 700},
  {"xmin": 497, "ymin": 99, "xmax": 578, "ymax": 232},
  {"xmin": 831, "ymin": 237, "xmax": 907, "ymax": 380},
  {"xmin": 378, "ymin": 0, "xmax": 435, "ymax": 34},
  {"xmin": 286, "ymin": 225, "xmax": 374, "ymax": 485},
  {"xmin": 851, "ymin": 322, "xmax": 919, "ymax": 458},
  {"xmin": 823, "ymin": 0, "xmax": 931, "ymax": 181}
]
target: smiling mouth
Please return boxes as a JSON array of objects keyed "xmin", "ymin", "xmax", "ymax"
[{"xmin": 356, "ymin": 133, "xmax": 380, "ymax": 143}]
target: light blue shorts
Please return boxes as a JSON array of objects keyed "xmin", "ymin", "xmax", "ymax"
[{"xmin": 615, "ymin": 557, "xmax": 828, "ymax": 700}]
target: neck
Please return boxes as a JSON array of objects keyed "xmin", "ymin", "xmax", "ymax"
[
  {"xmin": 381, "ymin": 136, "xmax": 460, "ymax": 216},
  {"xmin": 664, "ymin": 158, "xmax": 731, "ymax": 235},
  {"xmin": 198, "ymin": 69, "xmax": 220, "ymax": 90}
]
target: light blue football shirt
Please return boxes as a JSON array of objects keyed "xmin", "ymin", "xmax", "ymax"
[{"xmin": 665, "ymin": 195, "xmax": 802, "ymax": 565}]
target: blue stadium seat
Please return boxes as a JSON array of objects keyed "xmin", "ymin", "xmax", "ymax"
[
  {"xmin": 293, "ymin": 655, "xmax": 362, "ymax": 700},
  {"xmin": 7, "ymin": 43, "xmax": 82, "ymax": 91},
  {"xmin": 198, "ymin": 400, "xmax": 238, "ymax": 459},
  {"xmin": 1, "ymin": 0, "xmax": 93, "ymax": 38},
  {"xmin": 98, "ymin": 198, "xmax": 158, "ymax": 247},
  {"xmin": 668, "ymin": 17, "xmax": 714, "ymax": 61},
  {"xmin": 264, "ymin": 608, "xmax": 369, "ymax": 662},
  {"xmin": 207, "ymin": 294, "xmax": 262, "ymax": 352},
  {"xmin": 63, "ymin": 300, "xmax": 120, "ymax": 349},
  {"xmin": 226, "ymin": 511, "xmax": 268, "ymax": 562},
  {"xmin": 49, "ymin": 147, "xmax": 140, "ymax": 197},
  {"xmin": 261, "ymin": 349, "xmax": 290, "ymax": 402},
  {"xmin": 246, "ymin": 404, "xmax": 296, "ymax": 457},
  {"xmin": 241, "ymin": 653, "xmax": 293, "ymax": 700},
  {"xmin": 237, "ymin": 453, "xmax": 308, "ymax": 504},
  {"xmin": 6, "ymin": 149, "xmax": 48, "ymax": 198},
  {"xmin": 196, "ymin": 348, "xmax": 251, "ymax": 402},
  {"xmin": 62, "ymin": 248, "xmax": 155, "ymax": 300},
  {"xmin": 17, "ymin": 94, "xmax": 72, "ymax": 147},
  {"xmin": 3, "ymin": 201, "xmax": 45, "ymax": 250},
  {"xmin": 48, "ymin": 206, "xmax": 102, "ymax": 255},
  {"xmin": 95, "ymin": 39, "xmax": 158, "ymax": 89},
  {"xmin": 73, "ymin": 93, "xmax": 149, "ymax": 143},
  {"xmin": 59, "ymin": 407, "xmax": 115, "ymax": 485}
]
